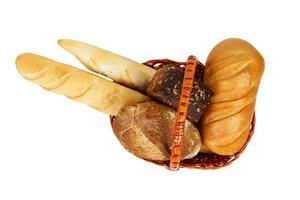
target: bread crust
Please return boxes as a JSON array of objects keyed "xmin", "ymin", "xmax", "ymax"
[
  {"xmin": 146, "ymin": 63, "xmax": 212, "ymax": 123},
  {"xmin": 16, "ymin": 53, "xmax": 151, "ymax": 116},
  {"xmin": 202, "ymin": 38, "xmax": 264, "ymax": 155},
  {"xmin": 58, "ymin": 39, "xmax": 156, "ymax": 92},
  {"xmin": 112, "ymin": 102, "xmax": 201, "ymax": 161}
]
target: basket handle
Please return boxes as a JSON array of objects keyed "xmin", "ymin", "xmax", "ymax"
[{"xmin": 169, "ymin": 55, "xmax": 198, "ymax": 170}]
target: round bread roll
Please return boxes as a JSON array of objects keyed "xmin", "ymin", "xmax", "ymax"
[
  {"xmin": 202, "ymin": 38, "xmax": 264, "ymax": 155},
  {"xmin": 112, "ymin": 102, "xmax": 201, "ymax": 161}
]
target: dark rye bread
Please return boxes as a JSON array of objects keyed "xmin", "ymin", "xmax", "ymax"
[{"xmin": 146, "ymin": 63, "xmax": 213, "ymax": 123}]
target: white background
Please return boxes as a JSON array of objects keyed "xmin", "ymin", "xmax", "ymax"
[{"xmin": 0, "ymin": 0, "xmax": 299, "ymax": 199}]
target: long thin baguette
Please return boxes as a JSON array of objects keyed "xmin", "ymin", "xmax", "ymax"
[
  {"xmin": 58, "ymin": 39, "xmax": 157, "ymax": 92},
  {"xmin": 16, "ymin": 53, "xmax": 151, "ymax": 116}
]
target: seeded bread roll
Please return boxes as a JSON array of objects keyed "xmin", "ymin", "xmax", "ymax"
[
  {"xmin": 112, "ymin": 102, "xmax": 201, "ymax": 161},
  {"xmin": 146, "ymin": 63, "xmax": 213, "ymax": 123}
]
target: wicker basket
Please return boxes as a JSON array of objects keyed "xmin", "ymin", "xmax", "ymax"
[{"xmin": 110, "ymin": 58, "xmax": 255, "ymax": 170}]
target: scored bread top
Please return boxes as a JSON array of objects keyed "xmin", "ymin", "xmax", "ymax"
[{"xmin": 202, "ymin": 38, "xmax": 264, "ymax": 155}]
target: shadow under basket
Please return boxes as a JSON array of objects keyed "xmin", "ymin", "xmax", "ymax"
[{"xmin": 110, "ymin": 58, "xmax": 256, "ymax": 170}]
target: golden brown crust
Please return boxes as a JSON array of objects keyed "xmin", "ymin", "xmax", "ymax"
[
  {"xmin": 112, "ymin": 102, "xmax": 201, "ymax": 161},
  {"xmin": 202, "ymin": 38, "xmax": 264, "ymax": 155},
  {"xmin": 16, "ymin": 53, "xmax": 151, "ymax": 116},
  {"xmin": 58, "ymin": 39, "xmax": 157, "ymax": 92}
]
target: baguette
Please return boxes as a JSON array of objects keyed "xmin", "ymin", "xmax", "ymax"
[
  {"xmin": 16, "ymin": 53, "xmax": 151, "ymax": 116},
  {"xmin": 202, "ymin": 38, "xmax": 264, "ymax": 155},
  {"xmin": 58, "ymin": 39, "xmax": 156, "ymax": 92}
]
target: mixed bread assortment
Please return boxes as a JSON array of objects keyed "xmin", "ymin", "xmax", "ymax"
[{"xmin": 16, "ymin": 38, "xmax": 264, "ymax": 168}]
